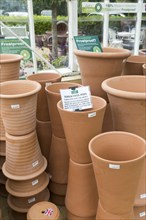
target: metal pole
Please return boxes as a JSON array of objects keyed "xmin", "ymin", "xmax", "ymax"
[
  {"xmin": 103, "ymin": 0, "xmax": 110, "ymax": 47},
  {"xmin": 27, "ymin": 0, "xmax": 37, "ymax": 72}
]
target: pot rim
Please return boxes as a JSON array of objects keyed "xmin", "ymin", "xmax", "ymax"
[
  {"xmin": 27, "ymin": 72, "xmax": 62, "ymax": 83},
  {"xmin": 0, "ymin": 54, "xmax": 23, "ymax": 63},
  {"xmin": 74, "ymin": 47, "xmax": 131, "ymax": 59},
  {"xmin": 89, "ymin": 131, "xmax": 146, "ymax": 164},
  {"xmin": 102, "ymin": 75, "xmax": 146, "ymax": 99},
  {"xmin": 0, "ymin": 80, "xmax": 41, "ymax": 99}
]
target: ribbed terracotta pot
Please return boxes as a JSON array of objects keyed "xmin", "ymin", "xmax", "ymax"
[
  {"xmin": 122, "ymin": 55, "xmax": 146, "ymax": 75},
  {"xmin": 57, "ymin": 96, "xmax": 106, "ymax": 164},
  {"xmin": 102, "ymin": 75, "xmax": 146, "ymax": 206},
  {"xmin": 142, "ymin": 63, "xmax": 146, "ymax": 75},
  {"xmin": 6, "ymin": 171, "xmax": 49, "ymax": 197},
  {"xmin": 36, "ymin": 119, "xmax": 52, "ymax": 172},
  {"xmin": 89, "ymin": 131, "xmax": 146, "ymax": 219},
  {"xmin": 2, "ymin": 131, "xmax": 47, "ymax": 180},
  {"xmin": 45, "ymin": 82, "xmax": 81, "ymax": 138},
  {"xmin": 27, "ymin": 72, "xmax": 62, "ymax": 121},
  {"xmin": 65, "ymin": 159, "xmax": 98, "ymax": 218},
  {"xmin": 0, "ymin": 80, "xmax": 41, "ymax": 136},
  {"xmin": 7, "ymin": 188, "xmax": 50, "ymax": 213},
  {"xmin": 0, "ymin": 54, "xmax": 23, "ymax": 82},
  {"xmin": 0, "ymin": 141, "xmax": 6, "ymax": 156},
  {"xmin": 49, "ymin": 180, "xmax": 67, "ymax": 196},
  {"xmin": 74, "ymin": 47, "xmax": 131, "ymax": 100},
  {"xmin": 49, "ymin": 134, "xmax": 69, "ymax": 184},
  {"xmin": 27, "ymin": 201, "xmax": 62, "ymax": 220},
  {"xmin": 134, "ymin": 205, "xmax": 146, "ymax": 220}
]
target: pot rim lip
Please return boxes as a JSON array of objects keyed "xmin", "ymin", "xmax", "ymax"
[
  {"xmin": 74, "ymin": 47, "xmax": 131, "ymax": 58},
  {"xmin": 57, "ymin": 95, "xmax": 107, "ymax": 114},
  {"xmin": 6, "ymin": 172, "xmax": 50, "ymax": 197},
  {"xmin": 0, "ymin": 54, "xmax": 23, "ymax": 63},
  {"xmin": 0, "ymin": 80, "xmax": 41, "ymax": 99},
  {"xmin": 27, "ymin": 72, "xmax": 62, "ymax": 83},
  {"xmin": 102, "ymin": 75, "xmax": 146, "ymax": 99},
  {"xmin": 2, "ymin": 157, "xmax": 47, "ymax": 180},
  {"xmin": 126, "ymin": 55, "xmax": 146, "ymax": 63},
  {"xmin": 5, "ymin": 130, "xmax": 36, "ymax": 141},
  {"xmin": 89, "ymin": 131, "xmax": 146, "ymax": 164}
]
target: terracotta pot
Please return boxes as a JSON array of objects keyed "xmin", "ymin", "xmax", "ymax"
[
  {"xmin": 0, "ymin": 141, "xmax": 6, "ymax": 156},
  {"xmin": 3, "ymin": 131, "xmax": 47, "ymax": 180},
  {"xmin": 50, "ymin": 192, "xmax": 65, "ymax": 206},
  {"xmin": 0, "ymin": 114, "xmax": 5, "ymax": 141},
  {"xmin": 142, "ymin": 63, "xmax": 146, "ymax": 75},
  {"xmin": 0, "ymin": 54, "xmax": 23, "ymax": 82},
  {"xmin": 27, "ymin": 201, "xmax": 62, "ymax": 220},
  {"xmin": 36, "ymin": 119, "xmax": 52, "ymax": 172},
  {"xmin": 139, "ymin": 48, "xmax": 146, "ymax": 56},
  {"xmin": 65, "ymin": 159, "xmax": 98, "ymax": 218},
  {"xmin": 102, "ymin": 102, "xmax": 113, "ymax": 132},
  {"xmin": 57, "ymin": 96, "xmax": 106, "ymax": 164},
  {"xmin": 66, "ymin": 209, "xmax": 95, "ymax": 220},
  {"xmin": 45, "ymin": 82, "xmax": 81, "ymax": 138},
  {"xmin": 7, "ymin": 188, "xmax": 50, "ymax": 213},
  {"xmin": 89, "ymin": 131, "xmax": 146, "ymax": 217},
  {"xmin": 74, "ymin": 47, "xmax": 131, "ymax": 100},
  {"xmin": 27, "ymin": 72, "xmax": 62, "ymax": 121},
  {"xmin": 102, "ymin": 75, "xmax": 146, "ymax": 206},
  {"xmin": 122, "ymin": 55, "xmax": 146, "ymax": 75},
  {"xmin": 49, "ymin": 180, "xmax": 67, "ymax": 196},
  {"xmin": 134, "ymin": 205, "xmax": 146, "ymax": 220},
  {"xmin": 49, "ymin": 134, "xmax": 69, "ymax": 184},
  {"xmin": 6, "ymin": 171, "xmax": 49, "ymax": 197},
  {"xmin": 0, "ymin": 80, "xmax": 41, "ymax": 136}
]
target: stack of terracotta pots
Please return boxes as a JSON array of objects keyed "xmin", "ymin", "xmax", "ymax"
[
  {"xmin": 0, "ymin": 54, "xmax": 23, "ymax": 197},
  {"xmin": 27, "ymin": 72, "xmax": 62, "ymax": 173},
  {"xmin": 0, "ymin": 80, "xmax": 50, "ymax": 218},
  {"xmin": 102, "ymin": 75, "xmax": 146, "ymax": 219},
  {"xmin": 45, "ymin": 82, "xmax": 82, "ymax": 206},
  {"xmin": 57, "ymin": 95, "xmax": 107, "ymax": 219}
]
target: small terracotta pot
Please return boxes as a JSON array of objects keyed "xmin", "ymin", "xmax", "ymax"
[
  {"xmin": 36, "ymin": 119, "xmax": 52, "ymax": 172},
  {"xmin": 49, "ymin": 134, "xmax": 69, "ymax": 184},
  {"xmin": 122, "ymin": 55, "xmax": 146, "ymax": 75},
  {"xmin": 0, "ymin": 80, "xmax": 41, "ymax": 136},
  {"xmin": 50, "ymin": 192, "xmax": 65, "ymax": 206},
  {"xmin": 7, "ymin": 188, "xmax": 50, "ymax": 213},
  {"xmin": 89, "ymin": 131, "xmax": 146, "ymax": 216},
  {"xmin": 27, "ymin": 72, "xmax": 62, "ymax": 121},
  {"xmin": 57, "ymin": 96, "xmax": 106, "ymax": 164},
  {"xmin": 45, "ymin": 82, "xmax": 81, "ymax": 138},
  {"xmin": 6, "ymin": 172, "xmax": 49, "ymax": 197},
  {"xmin": 0, "ymin": 54, "xmax": 23, "ymax": 82},
  {"xmin": 142, "ymin": 63, "xmax": 146, "ymax": 75},
  {"xmin": 27, "ymin": 201, "xmax": 62, "ymax": 220},
  {"xmin": 49, "ymin": 180, "xmax": 67, "ymax": 196},
  {"xmin": 74, "ymin": 47, "xmax": 131, "ymax": 100},
  {"xmin": 0, "ymin": 141, "xmax": 6, "ymax": 156},
  {"xmin": 3, "ymin": 131, "xmax": 47, "ymax": 180},
  {"xmin": 134, "ymin": 205, "xmax": 146, "ymax": 220},
  {"xmin": 96, "ymin": 201, "xmax": 134, "ymax": 220},
  {"xmin": 65, "ymin": 159, "xmax": 98, "ymax": 218},
  {"xmin": 66, "ymin": 209, "xmax": 95, "ymax": 220}
]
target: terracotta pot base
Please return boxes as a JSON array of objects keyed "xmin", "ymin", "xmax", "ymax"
[
  {"xmin": 7, "ymin": 188, "xmax": 50, "ymax": 213},
  {"xmin": 27, "ymin": 201, "xmax": 62, "ymax": 220}
]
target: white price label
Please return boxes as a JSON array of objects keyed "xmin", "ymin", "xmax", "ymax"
[
  {"xmin": 28, "ymin": 197, "xmax": 36, "ymax": 203},
  {"xmin": 139, "ymin": 212, "xmax": 146, "ymax": 218},
  {"xmin": 11, "ymin": 104, "xmax": 20, "ymax": 109},
  {"xmin": 140, "ymin": 194, "xmax": 146, "ymax": 199},
  {"xmin": 32, "ymin": 179, "xmax": 39, "ymax": 186},
  {"xmin": 88, "ymin": 112, "xmax": 96, "ymax": 118},
  {"xmin": 32, "ymin": 160, "xmax": 39, "ymax": 167},
  {"xmin": 109, "ymin": 164, "xmax": 120, "ymax": 169}
]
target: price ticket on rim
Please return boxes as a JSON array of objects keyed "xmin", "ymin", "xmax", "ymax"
[{"xmin": 60, "ymin": 86, "xmax": 93, "ymax": 111}]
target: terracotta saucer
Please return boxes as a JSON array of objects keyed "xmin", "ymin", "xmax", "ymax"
[{"xmin": 6, "ymin": 171, "xmax": 50, "ymax": 197}]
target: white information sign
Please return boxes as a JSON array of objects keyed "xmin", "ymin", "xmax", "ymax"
[{"xmin": 60, "ymin": 86, "xmax": 92, "ymax": 112}]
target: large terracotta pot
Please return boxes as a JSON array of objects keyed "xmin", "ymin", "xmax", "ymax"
[
  {"xmin": 2, "ymin": 131, "xmax": 47, "ymax": 180},
  {"xmin": 27, "ymin": 201, "xmax": 62, "ymax": 220},
  {"xmin": 102, "ymin": 75, "xmax": 146, "ymax": 206},
  {"xmin": 74, "ymin": 47, "xmax": 131, "ymax": 100},
  {"xmin": 27, "ymin": 72, "xmax": 62, "ymax": 121},
  {"xmin": 0, "ymin": 54, "xmax": 23, "ymax": 82},
  {"xmin": 89, "ymin": 131, "xmax": 146, "ymax": 219},
  {"xmin": 66, "ymin": 209, "xmax": 95, "ymax": 220},
  {"xmin": 0, "ymin": 80, "xmax": 41, "ymax": 136},
  {"xmin": 122, "ymin": 55, "xmax": 146, "ymax": 75},
  {"xmin": 65, "ymin": 159, "xmax": 98, "ymax": 218},
  {"xmin": 57, "ymin": 96, "xmax": 106, "ymax": 164}
]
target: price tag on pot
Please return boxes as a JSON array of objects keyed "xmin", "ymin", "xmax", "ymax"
[
  {"xmin": 109, "ymin": 164, "xmax": 120, "ymax": 169},
  {"xmin": 139, "ymin": 212, "xmax": 146, "ymax": 218},
  {"xmin": 60, "ymin": 86, "xmax": 92, "ymax": 111},
  {"xmin": 11, "ymin": 104, "xmax": 20, "ymax": 109}
]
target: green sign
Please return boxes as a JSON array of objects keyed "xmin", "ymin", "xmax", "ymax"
[
  {"xmin": 74, "ymin": 35, "xmax": 102, "ymax": 52},
  {"xmin": 0, "ymin": 38, "xmax": 32, "ymax": 61}
]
